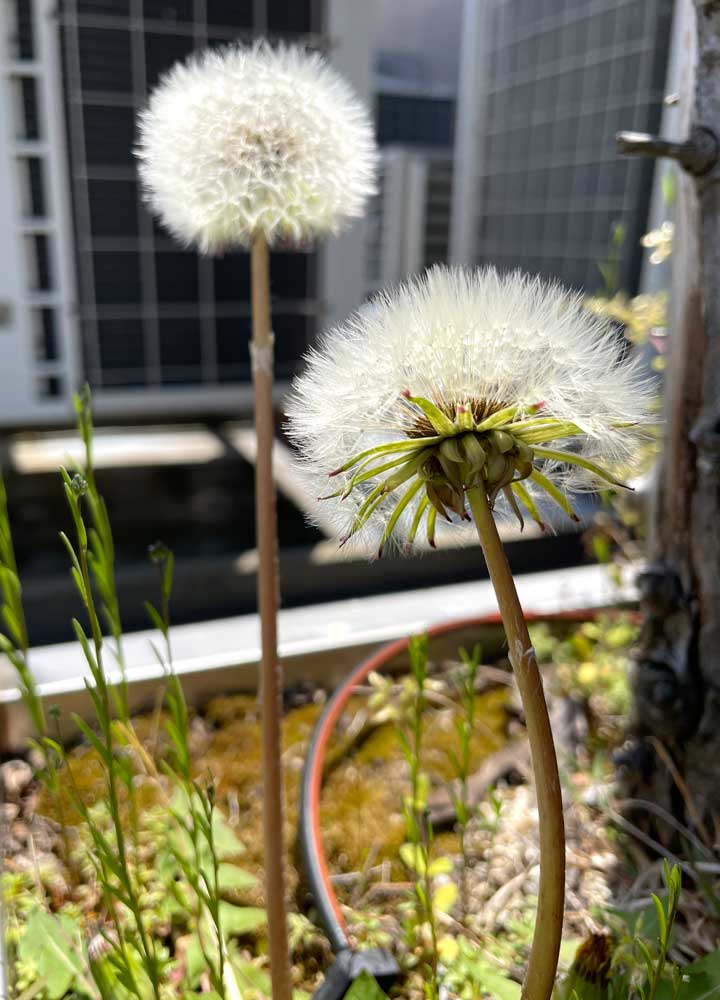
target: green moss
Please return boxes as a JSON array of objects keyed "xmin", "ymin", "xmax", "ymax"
[{"xmin": 38, "ymin": 679, "xmax": 509, "ymax": 905}]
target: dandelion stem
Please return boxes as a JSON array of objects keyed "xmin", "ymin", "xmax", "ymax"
[
  {"xmin": 466, "ymin": 486, "xmax": 565, "ymax": 1000},
  {"xmin": 250, "ymin": 229, "xmax": 292, "ymax": 1000}
]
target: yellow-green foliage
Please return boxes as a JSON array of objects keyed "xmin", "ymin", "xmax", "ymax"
[{"xmin": 530, "ymin": 614, "xmax": 638, "ymax": 727}]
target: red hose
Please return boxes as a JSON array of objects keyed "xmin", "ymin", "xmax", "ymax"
[{"xmin": 300, "ymin": 608, "xmax": 602, "ymax": 951}]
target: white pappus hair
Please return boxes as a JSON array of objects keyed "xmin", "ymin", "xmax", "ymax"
[
  {"xmin": 135, "ymin": 41, "xmax": 378, "ymax": 254},
  {"xmin": 285, "ymin": 265, "xmax": 655, "ymax": 553}
]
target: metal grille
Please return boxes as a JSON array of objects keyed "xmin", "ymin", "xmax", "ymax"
[
  {"xmin": 59, "ymin": 0, "xmax": 320, "ymax": 391},
  {"xmin": 15, "ymin": 0, "xmax": 34, "ymax": 58},
  {"xmin": 377, "ymin": 94, "xmax": 455, "ymax": 147},
  {"xmin": 475, "ymin": 0, "xmax": 673, "ymax": 293},
  {"xmin": 423, "ymin": 155, "xmax": 453, "ymax": 268},
  {"xmin": 19, "ymin": 77, "xmax": 40, "ymax": 139}
]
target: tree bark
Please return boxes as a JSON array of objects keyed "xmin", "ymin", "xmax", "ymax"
[{"xmin": 624, "ymin": 0, "xmax": 720, "ymax": 837}]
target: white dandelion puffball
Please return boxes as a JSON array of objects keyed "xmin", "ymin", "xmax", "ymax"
[
  {"xmin": 286, "ymin": 265, "xmax": 654, "ymax": 554},
  {"xmin": 136, "ymin": 41, "xmax": 378, "ymax": 253}
]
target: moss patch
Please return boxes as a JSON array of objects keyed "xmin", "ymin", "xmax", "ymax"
[{"xmin": 38, "ymin": 669, "xmax": 509, "ymax": 905}]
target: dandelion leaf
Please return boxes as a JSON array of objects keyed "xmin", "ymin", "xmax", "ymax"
[{"xmin": 18, "ymin": 908, "xmax": 86, "ymax": 1000}]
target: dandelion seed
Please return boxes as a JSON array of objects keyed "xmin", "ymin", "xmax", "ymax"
[
  {"xmin": 286, "ymin": 265, "xmax": 654, "ymax": 553},
  {"xmin": 136, "ymin": 41, "xmax": 377, "ymax": 253}
]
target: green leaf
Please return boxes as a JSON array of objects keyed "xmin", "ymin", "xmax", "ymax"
[
  {"xmin": 610, "ymin": 895, "xmax": 666, "ymax": 940},
  {"xmin": 181, "ymin": 933, "xmax": 211, "ymax": 989},
  {"xmin": 558, "ymin": 938, "xmax": 584, "ymax": 969},
  {"xmin": 217, "ymin": 863, "xmax": 259, "ymax": 893},
  {"xmin": 211, "ymin": 808, "xmax": 247, "ymax": 860},
  {"xmin": 455, "ymin": 798, "xmax": 469, "ymax": 825},
  {"xmin": 432, "ymin": 881, "xmax": 458, "ymax": 914},
  {"xmin": 472, "ymin": 961, "xmax": 521, "ymax": 1000},
  {"xmin": 652, "ymin": 892, "xmax": 668, "ymax": 946},
  {"xmin": 0, "ymin": 608, "xmax": 21, "ymax": 650},
  {"xmin": 654, "ymin": 947, "xmax": 720, "ymax": 1000},
  {"xmin": 72, "ymin": 619, "xmax": 97, "ymax": 672},
  {"xmin": 217, "ymin": 902, "xmax": 267, "ymax": 936},
  {"xmin": 636, "ymin": 938, "xmax": 656, "ymax": 982},
  {"xmin": 72, "ymin": 715, "xmax": 110, "ymax": 765},
  {"xmin": 400, "ymin": 842, "xmax": 427, "ymax": 876},
  {"xmin": 427, "ymin": 857, "xmax": 453, "ymax": 877},
  {"xmin": 230, "ymin": 957, "xmax": 273, "ymax": 996},
  {"xmin": 344, "ymin": 970, "xmax": 390, "ymax": 1000},
  {"xmin": 144, "ymin": 601, "xmax": 166, "ymax": 635},
  {"xmin": 18, "ymin": 908, "xmax": 86, "ymax": 1000}
]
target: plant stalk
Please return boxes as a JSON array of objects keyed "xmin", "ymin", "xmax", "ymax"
[
  {"xmin": 466, "ymin": 486, "xmax": 565, "ymax": 1000},
  {"xmin": 250, "ymin": 230, "xmax": 292, "ymax": 1000}
]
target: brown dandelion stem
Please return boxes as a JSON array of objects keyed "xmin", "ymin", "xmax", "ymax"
[
  {"xmin": 467, "ymin": 486, "xmax": 565, "ymax": 1000},
  {"xmin": 250, "ymin": 229, "xmax": 292, "ymax": 1000}
]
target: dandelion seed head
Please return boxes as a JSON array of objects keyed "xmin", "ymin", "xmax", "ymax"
[
  {"xmin": 286, "ymin": 266, "xmax": 655, "ymax": 554},
  {"xmin": 136, "ymin": 41, "xmax": 378, "ymax": 253}
]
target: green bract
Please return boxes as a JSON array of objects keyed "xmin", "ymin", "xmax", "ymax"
[{"xmin": 325, "ymin": 394, "xmax": 629, "ymax": 555}]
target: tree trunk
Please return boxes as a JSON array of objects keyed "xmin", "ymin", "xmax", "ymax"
[{"xmin": 624, "ymin": 0, "xmax": 720, "ymax": 838}]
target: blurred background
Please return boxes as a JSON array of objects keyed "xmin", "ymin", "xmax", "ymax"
[{"xmin": 0, "ymin": 0, "xmax": 674, "ymax": 643}]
